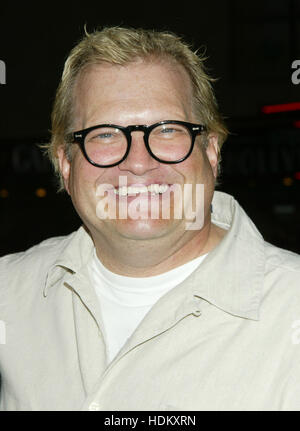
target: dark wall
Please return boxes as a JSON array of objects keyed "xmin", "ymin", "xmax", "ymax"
[{"xmin": 0, "ymin": 0, "xmax": 300, "ymax": 256}]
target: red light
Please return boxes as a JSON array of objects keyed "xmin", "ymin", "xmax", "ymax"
[
  {"xmin": 294, "ymin": 121, "xmax": 300, "ymax": 128},
  {"xmin": 295, "ymin": 172, "xmax": 300, "ymax": 180},
  {"xmin": 261, "ymin": 102, "xmax": 300, "ymax": 114}
]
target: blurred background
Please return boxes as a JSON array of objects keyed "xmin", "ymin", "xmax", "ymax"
[{"xmin": 0, "ymin": 0, "xmax": 300, "ymax": 256}]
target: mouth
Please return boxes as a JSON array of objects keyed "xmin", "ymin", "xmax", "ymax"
[{"xmin": 114, "ymin": 183, "xmax": 170, "ymax": 196}]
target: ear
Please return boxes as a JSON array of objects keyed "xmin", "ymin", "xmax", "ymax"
[
  {"xmin": 57, "ymin": 146, "xmax": 71, "ymax": 194},
  {"xmin": 205, "ymin": 133, "xmax": 219, "ymax": 178}
]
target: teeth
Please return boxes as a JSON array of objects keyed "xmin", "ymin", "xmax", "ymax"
[{"xmin": 114, "ymin": 184, "xmax": 169, "ymax": 196}]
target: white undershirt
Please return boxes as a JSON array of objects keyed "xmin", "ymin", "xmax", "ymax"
[{"xmin": 89, "ymin": 249, "xmax": 208, "ymax": 364}]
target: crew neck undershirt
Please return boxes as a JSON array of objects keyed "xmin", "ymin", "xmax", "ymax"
[{"xmin": 88, "ymin": 248, "xmax": 208, "ymax": 363}]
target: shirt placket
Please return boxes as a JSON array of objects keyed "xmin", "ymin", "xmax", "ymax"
[{"xmin": 79, "ymin": 290, "xmax": 202, "ymax": 411}]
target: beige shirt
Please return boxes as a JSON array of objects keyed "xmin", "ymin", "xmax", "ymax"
[{"xmin": 1, "ymin": 191, "xmax": 300, "ymax": 411}]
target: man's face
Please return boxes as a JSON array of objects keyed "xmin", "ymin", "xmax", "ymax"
[{"xmin": 58, "ymin": 59, "xmax": 218, "ymax": 247}]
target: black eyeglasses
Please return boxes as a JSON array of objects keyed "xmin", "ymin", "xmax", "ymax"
[{"xmin": 72, "ymin": 120, "xmax": 206, "ymax": 168}]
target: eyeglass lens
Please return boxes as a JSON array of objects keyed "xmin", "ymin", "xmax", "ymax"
[{"xmin": 84, "ymin": 123, "xmax": 193, "ymax": 166}]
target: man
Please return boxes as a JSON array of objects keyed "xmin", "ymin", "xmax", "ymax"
[{"xmin": 1, "ymin": 26, "xmax": 300, "ymax": 411}]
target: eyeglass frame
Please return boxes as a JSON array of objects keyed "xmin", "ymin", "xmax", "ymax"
[{"xmin": 71, "ymin": 120, "xmax": 207, "ymax": 168}]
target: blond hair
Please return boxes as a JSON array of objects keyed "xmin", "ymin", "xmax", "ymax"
[{"xmin": 45, "ymin": 26, "xmax": 228, "ymax": 190}]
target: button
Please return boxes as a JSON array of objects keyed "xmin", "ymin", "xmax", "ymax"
[
  {"xmin": 193, "ymin": 309, "xmax": 201, "ymax": 317},
  {"xmin": 89, "ymin": 402, "xmax": 101, "ymax": 411}
]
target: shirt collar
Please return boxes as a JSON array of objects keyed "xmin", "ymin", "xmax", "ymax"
[
  {"xmin": 185, "ymin": 191, "xmax": 265, "ymax": 320},
  {"xmin": 44, "ymin": 192, "xmax": 265, "ymax": 321},
  {"xmin": 43, "ymin": 226, "xmax": 94, "ymax": 296}
]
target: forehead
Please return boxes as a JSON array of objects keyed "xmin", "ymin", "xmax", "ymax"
[{"xmin": 72, "ymin": 59, "xmax": 194, "ymax": 127}]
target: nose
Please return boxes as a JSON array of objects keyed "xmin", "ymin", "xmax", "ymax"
[{"xmin": 118, "ymin": 131, "xmax": 160, "ymax": 176}]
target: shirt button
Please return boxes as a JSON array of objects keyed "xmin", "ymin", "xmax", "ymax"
[
  {"xmin": 193, "ymin": 309, "xmax": 201, "ymax": 316},
  {"xmin": 89, "ymin": 402, "xmax": 101, "ymax": 411}
]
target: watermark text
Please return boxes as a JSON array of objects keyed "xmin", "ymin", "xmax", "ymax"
[
  {"xmin": 291, "ymin": 60, "xmax": 300, "ymax": 85},
  {"xmin": 0, "ymin": 320, "xmax": 6, "ymax": 344},
  {"xmin": 0, "ymin": 60, "xmax": 6, "ymax": 85},
  {"xmin": 95, "ymin": 177, "xmax": 205, "ymax": 231}
]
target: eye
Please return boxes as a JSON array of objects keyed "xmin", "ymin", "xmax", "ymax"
[
  {"xmin": 86, "ymin": 127, "xmax": 123, "ymax": 144},
  {"xmin": 152, "ymin": 124, "xmax": 188, "ymax": 139},
  {"xmin": 160, "ymin": 127, "xmax": 177, "ymax": 134},
  {"xmin": 95, "ymin": 132, "xmax": 114, "ymax": 139}
]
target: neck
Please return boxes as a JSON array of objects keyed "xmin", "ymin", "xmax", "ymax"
[{"xmin": 88, "ymin": 220, "xmax": 227, "ymax": 277}]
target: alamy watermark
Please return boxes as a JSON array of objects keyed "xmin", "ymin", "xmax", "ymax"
[
  {"xmin": 95, "ymin": 176, "xmax": 205, "ymax": 230},
  {"xmin": 0, "ymin": 60, "xmax": 6, "ymax": 85},
  {"xmin": 0, "ymin": 320, "xmax": 6, "ymax": 344},
  {"xmin": 291, "ymin": 320, "xmax": 300, "ymax": 345},
  {"xmin": 291, "ymin": 60, "xmax": 300, "ymax": 85}
]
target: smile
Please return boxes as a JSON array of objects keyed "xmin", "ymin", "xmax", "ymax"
[{"xmin": 114, "ymin": 184, "xmax": 169, "ymax": 196}]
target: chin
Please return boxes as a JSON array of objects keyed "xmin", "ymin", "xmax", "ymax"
[{"xmin": 112, "ymin": 218, "xmax": 180, "ymax": 241}]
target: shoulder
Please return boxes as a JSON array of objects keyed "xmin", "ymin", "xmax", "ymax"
[
  {"xmin": 261, "ymin": 241, "xmax": 300, "ymax": 316},
  {"xmin": 0, "ymin": 231, "xmax": 79, "ymax": 303},
  {"xmin": 0, "ymin": 232, "xmax": 75, "ymax": 271},
  {"xmin": 264, "ymin": 241, "xmax": 300, "ymax": 274}
]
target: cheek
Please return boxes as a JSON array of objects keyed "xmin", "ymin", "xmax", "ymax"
[
  {"xmin": 172, "ymin": 148, "xmax": 205, "ymax": 182},
  {"xmin": 69, "ymin": 154, "xmax": 106, "ymax": 194},
  {"xmin": 68, "ymin": 165, "xmax": 95, "ymax": 211},
  {"xmin": 192, "ymin": 146, "xmax": 215, "ymax": 178}
]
